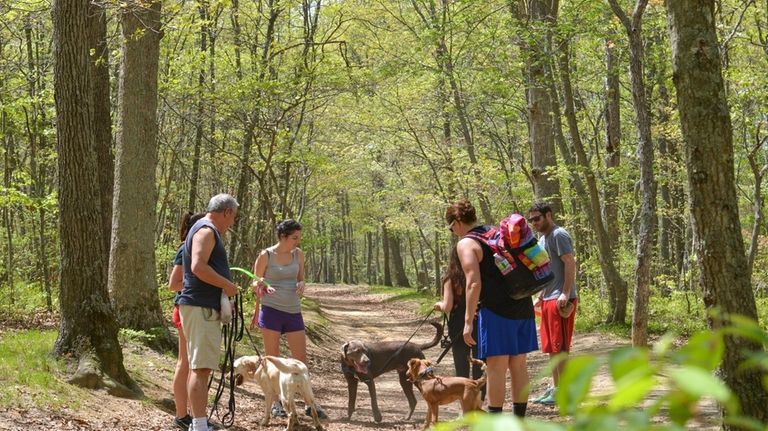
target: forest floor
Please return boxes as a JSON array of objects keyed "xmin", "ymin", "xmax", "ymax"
[{"xmin": 0, "ymin": 283, "xmax": 719, "ymax": 430}]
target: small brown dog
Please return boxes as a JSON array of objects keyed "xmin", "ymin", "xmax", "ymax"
[{"xmin": 406, "ymin": 357, "xmax": 486, "ymax": 430}]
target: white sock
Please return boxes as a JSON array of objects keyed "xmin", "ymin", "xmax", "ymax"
[{"xmin": 192, "ymin": 416, "xmax": 208, "ymax": 431}]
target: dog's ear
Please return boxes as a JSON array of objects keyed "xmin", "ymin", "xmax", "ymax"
[
  {"xmin": 235, "ymin": 374, "xmax": 244, "ymax": 386},
  {"xmin": 341, "ymin": 342, "xmax": 349, "ymax": 360},
  {"xmin": 407, "ymin": 358, "xmax": 418, "ymax": 369}
]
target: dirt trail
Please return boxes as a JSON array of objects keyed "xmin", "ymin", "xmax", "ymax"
[{"xmin": 0, "ymin": 283, "xmax": 718, "ymax": 430}]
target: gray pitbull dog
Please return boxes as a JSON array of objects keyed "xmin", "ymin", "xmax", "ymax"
[{"xmin": 340, "ymin": 321, "xmax": 442, "ymax": 423}]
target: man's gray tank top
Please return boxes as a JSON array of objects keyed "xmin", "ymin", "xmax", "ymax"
[{"xmin": 260, "ymin": 248, "xmax": 302, "ymax": 314}]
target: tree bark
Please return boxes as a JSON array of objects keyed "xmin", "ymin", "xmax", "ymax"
[
  {"xmin": 608, "ymin": 0, "xmax": 657, "ymax": 346},
  {"xmin": 382, "ymin": 222, "xmax": 392, "ymax": 286},
  {"xmin": 87, "ymin": 1, "xmax": 114, "ymax": 262},
  {"xmin": 666, "ymin": 1, "xmax": 768, "ymax": 425},
  {"xmin": 109, "ymin": 0, "xmax": 166, "ymax": 332},
  {"xmin": 51, "ymin": 0, "xmax": 138, "ymax": 396},
  {"xmin": 390, "ymin": 233, "xmax": 411, "ymax": 288},
  {"xmin": 520, "ymin": 0, "xmax": 563, "ymax": 213}
]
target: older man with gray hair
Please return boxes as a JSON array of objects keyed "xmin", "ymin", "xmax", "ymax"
[{"xmin": 177, "ymin": 193, "xmax": 239, "ymax": 431}]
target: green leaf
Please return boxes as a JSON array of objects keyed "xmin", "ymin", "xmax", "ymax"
[
  {"xmin": 673, "ymin": 332, "xmax": 724, "ymax": 371},
  {"xmin": 557, "ymin": 355, "xmax": 600, "ymax": 415},
  {"xmin": 608, "ymin": 347, "xmax": 651, "ymax": 381},
  {"xmin": 608, "ymin": 368, "xmax": 657, "ymax": 410},
  {"xmin": 669, "ymin": 366, "xmax": 732, "ymax": 405}
]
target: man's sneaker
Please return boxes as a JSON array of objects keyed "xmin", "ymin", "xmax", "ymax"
[
  {"xmin": 271, "ymin": 401, "xmax": 288, "ymax": 418},
  {"xmin": 532, "ymin": 386, "xmax": 554, "ymax": 404},
  {"xmin": 539, "ymin": 388, "xmax": 557, "ymax": 406},
  {"xmin": 173, "ymin": 415, "xmax": 192, "ymax": 430},
  {"xmin": 305, "ymin": 404, "xmax": 328, "ymax": 419}
]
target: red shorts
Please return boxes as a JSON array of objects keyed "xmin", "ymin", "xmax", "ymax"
[
  {"xmin": 172, "ymin": 304, "xmax": 182, "ymax": 330},
  {"xmin": 540, "ymin": 298, "xmax": 578, "ymax": 353}
]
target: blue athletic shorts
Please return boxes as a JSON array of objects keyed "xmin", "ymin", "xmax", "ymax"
[{"xmin": 477, "ymin": 307, "xmax": 538, "ymax": 359}]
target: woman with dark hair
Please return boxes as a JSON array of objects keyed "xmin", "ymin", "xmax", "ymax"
[
  {"xmin": 446, "ymin": 199, "xmax": 537, "ymax": 418},
  {"xmin": 169, "ymin": 211, "xmax": 205, "ymax": 430},
  {"xmin": 251, "ymin": 219, "xmax": 327, "ymax": 419},
  {"xmin": 433, "ymin": 247, "xmax": 483, "ymax": 381}
]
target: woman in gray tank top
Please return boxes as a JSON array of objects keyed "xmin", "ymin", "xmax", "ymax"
[{"xmin": 250, "ymin": 219, "xmax": 328, "ymax": 419}]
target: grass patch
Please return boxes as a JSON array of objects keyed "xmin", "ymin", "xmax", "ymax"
[
  {"xmin": 0, "ymin": 329, "xmax": 83, "ymax": 409},
  {"xmin": 366, "ymin": 284, "xmax": 437, "ymax": 314}
]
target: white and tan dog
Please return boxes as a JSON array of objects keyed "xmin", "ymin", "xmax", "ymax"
[{"xmin": 233, "ymin": 355, "xmax": 323, "ymax": 431}]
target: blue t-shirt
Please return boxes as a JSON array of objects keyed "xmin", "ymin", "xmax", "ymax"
[{"xmin": 538, "ymin": 226, "xmax": 578, "ymax": 301}]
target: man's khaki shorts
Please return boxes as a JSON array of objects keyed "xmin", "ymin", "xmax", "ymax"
[{"xmin": 179, "ymin": 305, "xmax": 222, "ymax": 370}]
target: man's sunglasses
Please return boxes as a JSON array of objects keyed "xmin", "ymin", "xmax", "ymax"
[{"xmin": 527, "ymin": 215, "xmax": 542, "ymax": 223}]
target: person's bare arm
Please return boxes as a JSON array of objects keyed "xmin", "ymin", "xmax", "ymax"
[
  {"xmin": 169, "ymin": 264, "xmax": 183, "ymax": 292},
  {"xmin": 558, "ymin": 252, "xmax": 576, "ymax": 306},
  {"xmin": 296, "ymin": 248, "xmax": 306, "ymax": 296},
  {"xmin": 190, "ymin": 228, "xmax": 237, "ymax": 296},
  {"xmin": 434, "ymin": 279, "xmax": 454, "ymax": 312},
  {"xmin": 251, "ymin": 250, "xmax": 274, "ymax": 297},
  {"xmin": 458, "ymin": 238, "xmax": 482, "ymax": 346}
]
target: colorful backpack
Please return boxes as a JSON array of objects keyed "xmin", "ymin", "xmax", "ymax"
[{"xmin": 464, "ymin": 214, "xmax": 554, "ymax": 299}]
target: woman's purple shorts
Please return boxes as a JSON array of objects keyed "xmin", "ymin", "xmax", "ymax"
[{"xmin": 258, "ymin": 306, "xmax": 305, "ymax": 334}]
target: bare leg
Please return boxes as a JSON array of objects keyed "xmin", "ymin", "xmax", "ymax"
[
  {"xmin": 173, "ymin": 329, "xmax": 189, "ymax": 418},
  {"xmin": 485, "ymin": 355, "xmax": 509, "ymax": 408},
  {"xmin": 285, "ymin": 330, "xmax": 308, "ymax": 364},
  {"xmin": 260, "ymin": 327, "xmax": 282, "ymax": 357},
  {"xmin": 188, "ymin": 368, "xmax": 212, "ymax": 418},
  {"xmin": 549, "ymin": 352, "xmax": 567, "ymax": 386},
  {"xmin": 507, "ymin": 354, "xmax": 529, "ymax": 402}
]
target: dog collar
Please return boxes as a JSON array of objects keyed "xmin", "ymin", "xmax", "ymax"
[{"xmin": 415, "ymin": 366, "xmax": 434, "ymax": 382}]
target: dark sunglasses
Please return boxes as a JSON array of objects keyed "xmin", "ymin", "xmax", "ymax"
[
  {"xmin": 447, "ymin": 220, "xmax": 456, "ymax": 232},
  {"xmin": 527, "ymin": 215, "xmax": 542, "ymax": 223}
]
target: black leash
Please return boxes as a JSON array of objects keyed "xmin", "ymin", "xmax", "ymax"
[
  {"xmin": 435, "ymin": 313, "xmax": 454, "ymax": 365},
  {"xmin": 370, "ymin": 308, "xmax": 436, "ymax": 377},
  {"xmin": 208, "ymin": 293, "xmax": 245, "ymax": 428}
]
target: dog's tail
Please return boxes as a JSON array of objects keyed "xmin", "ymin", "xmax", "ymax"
[
  {"xmin": 419, "ymin": 321, "xmax": 444, "ymax": 351},
  {"xmin": 265, "ymin": 356, "xmax": 307, "ymax": 375},
  {"xmin": 468, "ymin": 357, "xmax": 488, "ymax": 388}
]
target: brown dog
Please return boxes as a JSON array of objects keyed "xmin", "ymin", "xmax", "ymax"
[
  {"xmin": 406, "ymin": 357, "xmax": 486, "ymax": 430},
  {"xmin": 340, "ymin": 321, "xmax": 442, "ymax": 422}
]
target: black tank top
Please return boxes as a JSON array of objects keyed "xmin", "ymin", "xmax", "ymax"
[{"xmin": 468, "ymin": 225, "xmax": 534, "ymax": 319}]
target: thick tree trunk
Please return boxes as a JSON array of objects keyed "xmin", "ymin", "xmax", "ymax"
[
  {"xmin": 109, "ymin": 1, "xmax": 165, "ymax": 332},
  {"xmin": 608, "ymin": 0, "xmax": 657, "ymax": 346},
  {"xmin": 390, "ymin": 233, "xmax": 410, "ymax": 288},
  {"xmin": 87, "ymin": 1, "xmax": 114, "ymax": 261},
  {"xmin": 51, "ymin": 0, "xmax": 137, "ymax": 396},
  {"xmin": 666, "ymin": 1, "xmax": 768, "ymax": 425}
]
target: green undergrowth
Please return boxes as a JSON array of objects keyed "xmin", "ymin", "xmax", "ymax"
[{"xmin": 0, "ymin": 329, "xmax": 84, "ymax": 410}]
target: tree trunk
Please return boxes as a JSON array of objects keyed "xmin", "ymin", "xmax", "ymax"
[
  {"xmin": 556, "ymin": 32, "xmax": 629, "ymax": 325},
  {"xmin": 87, "ymin": 1, "xmax": 114, "ymax": 262},
  {"xmin": 666, "ymin": 1, "xmax": 768, "ymax": 424},
  {"xmin": 522, "ymin": 0, "xmax": 563, "ymax": 213},
  {"xmin": 109, "ymin": 1, "xmax": 166, "ymax": 332},
  {"xmin": 390, "ymin": 233, "xmax": 411, "ymax": 288},
  {"xmin": 608, "ymin": 0, "xmax": 657, "ymax": 346},
  {"xmin": 51, "ymin": 0, "xmax": 138, "ymax": 396},
  {"xmin": 604, "ymin": 22, "xmax": 624, "ymax": 312},
  {"xmin": 187, "ymin": 1, "xmax": 208, "ymax": 212},
  {"xmin": 382, "ymin": 223, "xmax": 392, "ymax": 286}
]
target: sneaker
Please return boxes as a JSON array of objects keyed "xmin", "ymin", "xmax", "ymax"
[
  {"xmin": 305, "ymin": 404, "xmax": 328, "ymax": 419},
  {"xmin": 539, "ymin": 388, "xmax": 557, "ymax": 406},
  {"xmin": 173, "ymin": 415, "xmax": 191, "ymax": 430},
  {"xmin": 271, "ymin": 401, "xmax": 288, "ymax": 418},
  {"xmin": 532, "ymin": 386, "xmax": 554, "ymax": 404}
]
